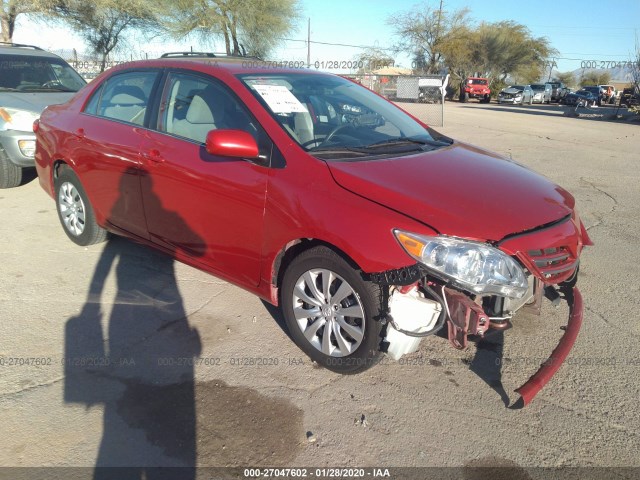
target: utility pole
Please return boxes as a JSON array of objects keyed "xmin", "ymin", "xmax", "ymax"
[
  {"xmin": 434, "ymin": 0, "xmax": 443, "ymax": 73},
  {"xmin": 307, "ymin": 18, "xmax": 311, "ymax": 68}
]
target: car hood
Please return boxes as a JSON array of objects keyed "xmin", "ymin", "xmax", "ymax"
[
  {"xmin": 501, "ymin": 88, "xmax": 523, "ymax": 95},
  {"xmin": 327, "ymin": 142, "xmax": 574, "ymax": 242},
  {"xmin": 0, "ymin": 91, "xmax": 75, "ymax": 114}
]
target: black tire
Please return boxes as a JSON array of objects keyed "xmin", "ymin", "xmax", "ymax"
[
  {"xmin": 54, "ymin": 166, "xmax": 107, "ymax": 246},
  {"xmin": 0, "ymin": 147, "xmax": 23, "ymax": 189},
  {"xmin": 280, "ymin": 246, "xmax": 386, "ymax": 374}
]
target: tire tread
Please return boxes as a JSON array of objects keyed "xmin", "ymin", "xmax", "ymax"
[{"xmin": 0, "ymin": 147, "xmax": 23, "ymax": 189}]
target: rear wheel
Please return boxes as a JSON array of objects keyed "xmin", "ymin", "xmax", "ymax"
[
  {"xmin": 280, "ymin": 246, "xmax": 386, "ymax": 374},
  {"xmin": 54, "ymin": 167, "xmax": 107, "ymax": 246},
  {"xmin": 0, "ymin": 148, "xmax": 23, "ymax": 189}
]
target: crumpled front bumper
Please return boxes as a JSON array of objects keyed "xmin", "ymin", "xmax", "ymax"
[{"xmin": 513, "ymin": 286, "xmax": 583, "ymax": 408}]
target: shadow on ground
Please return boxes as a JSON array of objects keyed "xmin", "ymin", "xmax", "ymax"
[{"xmin": 63, "ymin": 169, "xmax": 304, "ymax": 478}]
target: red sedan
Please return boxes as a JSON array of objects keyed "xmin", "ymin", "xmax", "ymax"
[{"xmin": 34, "ymin": 56, "xmax": 591, "ymax": 406}]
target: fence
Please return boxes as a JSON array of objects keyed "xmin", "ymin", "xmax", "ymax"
[{"xmin": 345, "ymin": 74, "xmax": 448, "ymax": 127}]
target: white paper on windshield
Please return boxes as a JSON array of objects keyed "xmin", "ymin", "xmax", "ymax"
[{"xmin": 252, "ymin": 84, "xmax": 308, "ymax": 113}]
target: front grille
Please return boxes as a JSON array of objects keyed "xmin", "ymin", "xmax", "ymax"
[{"xmin": 527, "ymin": 247, "xmax": 577, "ymax": 280}]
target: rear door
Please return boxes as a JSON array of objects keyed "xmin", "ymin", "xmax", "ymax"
[
  {"xmin": 139, "ymin": 71, "xmax": 272, "ymax": 287},
  {"xmin": 78, "ymin": 70, "xmax": 161, "ymax": 238}
]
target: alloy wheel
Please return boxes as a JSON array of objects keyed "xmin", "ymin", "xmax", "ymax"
[
  {"xmin": 58, "ymin": 181, "xmax": 86, "ymax": 236},
  {"xmin": 292, "ymin": 268, "xmax": 365, "ymax": 357}
]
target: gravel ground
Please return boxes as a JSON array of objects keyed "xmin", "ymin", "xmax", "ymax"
[{"xmin": 0, "ymin": 101, "xmax": 638, "ymax": 477}]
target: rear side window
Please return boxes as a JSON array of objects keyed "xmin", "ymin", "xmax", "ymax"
[{"xmin": 85, "ymin": 71, "xmax": 158, "ymax": 126}]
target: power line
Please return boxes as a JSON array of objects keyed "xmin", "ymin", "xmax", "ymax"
[{"xmin": 280, "ymin": 37, "xmax": 394, "ymax": 51}]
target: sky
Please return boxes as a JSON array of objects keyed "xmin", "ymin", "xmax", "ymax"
[{"xmin": 13, "ymin": 0, "xmax": 640, "ymax": 75}]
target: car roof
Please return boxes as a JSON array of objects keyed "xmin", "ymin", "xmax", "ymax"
[
  {"xmin": 103, "ymin": 56, "xmax": 328, "ymax": 77},
  {"xmin": 0, "ymin": 43, "xmax": 62, "ymax": 59}
]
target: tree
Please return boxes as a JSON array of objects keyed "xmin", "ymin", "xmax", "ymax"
[
  {"xmin": 353, "ymin": 47, "xmax": 395, "ymax": 74},
  {"xmin": 476, "ymin": 21, "xmax": 556, "ymax": 86},
  {"xmin": 159, "ymin": 0, "xmax": 300, "ymax": 58},
  {"xmin": 579, "ymin": 70, "xmax": 611, "ymax": 86},
  {"xmin": 1, "ymin": 0, "xmax": 52, "ymax": 42},
  {"xmin": 51, "ymin": 0, "xmax": 157, "ymax": 72},
  {"xmin": 554, "ymin": 71, "xmax": 576, "ymax": 89},
  {"xmin": 387, "ymin": 3, "xmax": 470, "ymax": 74}
]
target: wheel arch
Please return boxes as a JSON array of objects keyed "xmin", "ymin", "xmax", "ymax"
[
  {"xmin": 51, "ymin": 159, "xmax": 108, "ymax": 228},
  {"xmin": 274, "ymin": 238, "xmax": 362, "ymax": 286},
  {"xmin": 269, "ymin": 238, "xmax": 368, "ymax": 305}
]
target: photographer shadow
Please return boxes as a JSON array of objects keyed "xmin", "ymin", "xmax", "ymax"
[{"xmin": 63, "ymin": 170, "xmax": 203, "ymax": 479}]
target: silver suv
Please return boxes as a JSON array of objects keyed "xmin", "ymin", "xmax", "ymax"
[{"xmin": 0, "ymin": 43, "xmax": 85, "ymax": 188}]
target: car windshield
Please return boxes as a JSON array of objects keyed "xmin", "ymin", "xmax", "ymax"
[
  {"xmin": 470, "ymin": 79, "xmax": 488, "ymax": 85},
  {"xmin": 530, "ymin": 85, "xmax": 545, "ymax": 91},
  {"xmin": 238, "ymin": 72, "xmax": 451, "ymax": 159},
  {"xmin": 510, "ymin": 86, "xmax": 524, "ymax": 91},
  {"xmin": 0, "ymin": 54, "xmax": 86, "ymax": 92}
]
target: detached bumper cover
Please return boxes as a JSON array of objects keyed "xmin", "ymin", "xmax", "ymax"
[{"xmin": 514, "ymin": 287, "xmax": 583, "ymax": 407}]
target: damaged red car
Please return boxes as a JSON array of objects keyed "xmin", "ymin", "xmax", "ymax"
[{"xmin": 34, "ymin": 56, "xmax": 591, "ymax": 406}]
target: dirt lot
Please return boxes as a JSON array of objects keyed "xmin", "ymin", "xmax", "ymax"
[{"xmin": 0, "ymin": 101, "xmax": 638, "ymax": 476}]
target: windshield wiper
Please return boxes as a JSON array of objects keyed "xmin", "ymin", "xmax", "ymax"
[
  {"xmin": 309, "ymin": 146, "xmax": 369, "ymax": 156},
  {"xmin": 20, "ymin": 86, "xmax": 76, "ymax": 93},
  {"xmin": 363, "ymin": 137, "xmax": 451, "ymax": 149}
]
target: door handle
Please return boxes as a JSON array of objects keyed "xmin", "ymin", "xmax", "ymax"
[{"xmin": 143, "ymin": 148, "xmax": 165, "ymax": 163}]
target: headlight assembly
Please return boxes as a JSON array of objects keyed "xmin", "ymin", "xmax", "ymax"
[{"xmin": 394, "ymin": 230, "xmax": 528, "ymax": 299}]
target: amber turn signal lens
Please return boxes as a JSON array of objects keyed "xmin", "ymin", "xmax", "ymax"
[{"xmin": 395, "ymin": 231, "xmax": 425, "ymax": 259}]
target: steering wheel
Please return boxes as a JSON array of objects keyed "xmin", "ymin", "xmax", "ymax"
[
  {"xmin": 42, "ymin": 80, "xmax": 63, "ymax": 88},
  {"xmin": 303, "ymin": 124, "xmax": 356, "ymax": 150}
]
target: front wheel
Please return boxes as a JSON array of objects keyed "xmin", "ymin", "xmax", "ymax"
[
  {"xmin": 0, "ymin": 148, "xmax": 23, "ymax": 189},
  {"xmin": 280, "ymin": 246, "xmax": 386, "ymax": 374},
  {"xmin": 55, "ymin": 167, "xmax": 108, "ymax": 246}
]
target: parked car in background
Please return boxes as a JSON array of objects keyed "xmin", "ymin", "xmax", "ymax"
[
  {"xmin": 581, "ymin": 86, "xmax": 604, "ymax": 106},
  {"xmin": 530, "ymin": 83, "xmax": 552, "ymax": 104},
  {"xmin": 497, "ymin": 85, "xmax": 533, "ymax": 104},
  {"xmin": 548, "ymin": 81, "xmax": 569, "ymax": 102},
  {"xmin": 0, "ymin": 42, "xmax": 86, "ymax": 188},
  {"xmin": 459, "ymin": 77, "xmax": 491, "ymax": 103},
  {"xmin": 620, "ymin": 86, "xmax": 640, "ymax": 107},
  {"xmin": 562, "ymin": 89, "xmax": 599, "ymax": 107},
  {"xmin": 33, "ymin": 55, "xmax": 591, "ymax": 405}
]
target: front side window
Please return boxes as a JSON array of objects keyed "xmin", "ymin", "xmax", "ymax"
[
  {"xmin": 238, "ymin": 73, "xmax": 451, "ymax": 159},
  {"xmin": 0, "ymin": 54, "xmax": 85, "ymax": 92},
  {"xmin": 159, "ymin": 72, "xmax": 260, "ymax": 145},
  {"xmin": 88, "ymin": 71, "xmax": 158, "ymax": 126}
]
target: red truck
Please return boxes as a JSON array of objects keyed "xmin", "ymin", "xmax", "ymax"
[{"xmin": 460, "ymin": 77, "xmax": 491, "ymax": 103}]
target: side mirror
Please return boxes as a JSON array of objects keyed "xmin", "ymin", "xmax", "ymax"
[{"xmin": 205, "ymin": 129, "xmax": 259, "ymax": 159}]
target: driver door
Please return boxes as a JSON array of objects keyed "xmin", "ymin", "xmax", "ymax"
[{"xmin": 139, "ymin": 71, "xmax": 272, "ymax": 287}]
